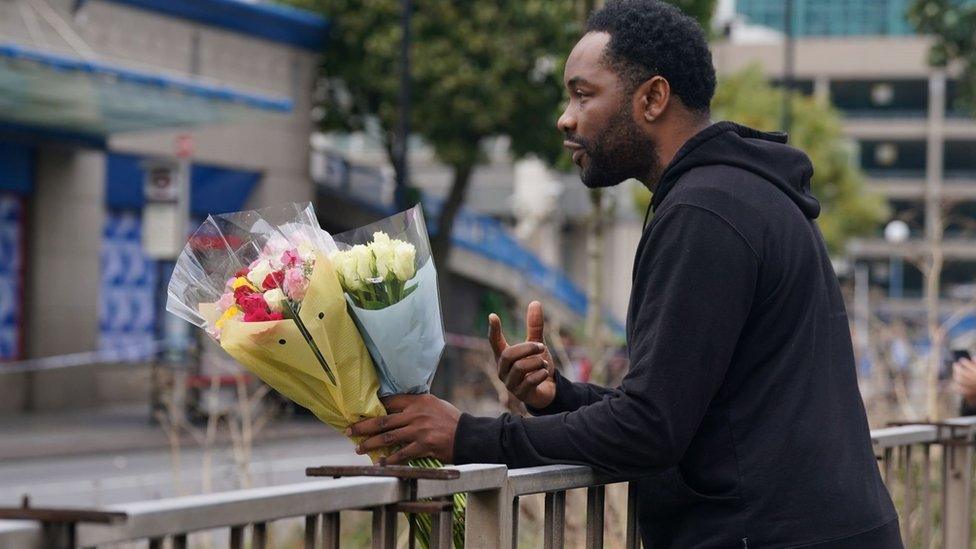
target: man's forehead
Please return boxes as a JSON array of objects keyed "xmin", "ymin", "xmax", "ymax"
[{"xmin": 565, "ymin": 32, "xmax": 612, "ymax": 82}]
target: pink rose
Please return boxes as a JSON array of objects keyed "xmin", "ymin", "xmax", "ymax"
[
  {"xmin": 281, "ymin": 249, "xmax": 301, "ymax": 268},
  {"xmin": 283, "ymin": 268, "xmax": 309, "ymax": 301}
]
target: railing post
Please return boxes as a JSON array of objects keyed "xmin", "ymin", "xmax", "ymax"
[
  {"xmin": 942, "ymin": 433, "xmax": 973, "ymax": 549},
  {"xmin": 371, "ymin": 505, "xmax": 397, "ymax": 549},
  {"xmin": 229, "ymin": 525, "xmax": 244, "ymax": 549},
  {"xmin": 900, "ymin": 445, "xmax": 914, "ymax": 545},
  {"xmin": 543, "ymin": 491, "xmax": 566, "ymax": 549},
  {"xmin": 586, "ymin": 485, "xmax": 605, "ymax": 549},
  {"xmin": 625, "ymin": 482, "xmax": 640, "ymax": 549},
  {"xmin": 304, "ymin": 514, "xmax": 318, "ymax": 549},
  {"xmin": 465, "ymin": 484, "xmax": 515, "ymax": 549},
  {"xmin": 429, "ymin": 499, "xmax": 454, "ymax": 549},
  {"xmin": 321, "ymin": 512, "xmax": 340, "ymax": 549},
  {"xmin": 253, "ymin": 522, "xmax": 268, "ymax": 549}
]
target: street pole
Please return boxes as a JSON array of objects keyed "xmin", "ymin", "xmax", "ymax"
[
  {"xmin": 781, "ymin": 0, "xmax": 795, "ymax": 134},
  {"xmin": 394, "ymin": 0, "xmax": 412, "ymax": 210}
]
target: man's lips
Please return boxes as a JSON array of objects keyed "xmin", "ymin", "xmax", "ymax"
[{"xmin": 564, "ymin": 140, "xmax": 585, "ymax": 165}]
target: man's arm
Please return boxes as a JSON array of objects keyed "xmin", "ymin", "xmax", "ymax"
[
  {"xmin": 453, "ymin": 205, "xmax": 758, "ymax": 475},
  {"xmin": 524, "ymin": 369, "xmax": 615, "ymax": 415}
]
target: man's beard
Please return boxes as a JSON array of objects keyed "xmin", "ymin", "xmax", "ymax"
[{"xmin": 570, "ymin": 105, "xmax": 658, "ymax": 189}]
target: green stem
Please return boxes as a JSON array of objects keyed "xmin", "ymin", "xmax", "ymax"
[{"xmin": 408, "ymin": 457, "xmax": 467, "ymax": 548}]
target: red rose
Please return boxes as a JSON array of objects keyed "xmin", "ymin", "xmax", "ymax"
[
  {"xmin": 233, "ymin": 284, "xmax": 255, "ymax": 305},
  {"xmin": 235, "ymin": 267, "xmax": 250, "ymax": 278},
  {"xmin": 243, "ymin": 308, "xmax": 271, "ymax": 322},
  {"xmin": 262, "ymin": 270, "xmax": 286, "ymax": 291},
  {"xmin": 239, "ymin": 293, "xmax": 268, "ymax": 315},
  {"xmin": 268, "ymin": 312, "xmax": 284, "ymax": 321}
]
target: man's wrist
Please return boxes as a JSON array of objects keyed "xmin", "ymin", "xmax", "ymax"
[
  {"xmin": 525, "ymin": 370, "xmax": 574, "ymax": 416},
  {"xmin": 452, "ymin": 413, "xmax": 504, "ymax": 465}
]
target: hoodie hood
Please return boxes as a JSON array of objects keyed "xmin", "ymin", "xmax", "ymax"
[{"xmin": 651, "ymin": 121, "xmax": 820, "ymax": 219}]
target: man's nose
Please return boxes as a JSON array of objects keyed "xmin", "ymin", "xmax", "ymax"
[{"xmin": 557, "ymin": 108, "xmax": 576, "ymax": 134}]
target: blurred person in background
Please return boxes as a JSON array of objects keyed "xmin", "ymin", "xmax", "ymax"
[{"xmin": 952, "ymin": 355, "xmax": 976, "ymax": 416}]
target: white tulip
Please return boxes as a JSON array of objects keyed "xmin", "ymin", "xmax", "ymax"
[
  {"xmin": 350, "ymin": 244, "xmax": 375, "ymax": 282},
  {"xmin": 332, "ymin": 250, "xmax": 362, "ymax": 291},
  {"xmin": 370, "ymin": 232, "xmax": 396, "ymax": 279},
  {"xmin": 391, "ymin": 240, "xmax": 417, "ymax": 281}
]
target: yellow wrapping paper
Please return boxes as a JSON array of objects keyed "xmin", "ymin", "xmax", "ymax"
[{"xmin": 215, "ymin": 252, "xmax": 386, "ymax": 457}]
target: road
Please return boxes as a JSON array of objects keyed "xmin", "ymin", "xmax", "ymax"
[{"xmin": 0, "ymin": 435, "xmax": 369, "ymax": 508}]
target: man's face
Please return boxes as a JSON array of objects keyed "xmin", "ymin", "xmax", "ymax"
[{"xmin": 557, "ymin": 32, "xmax": 658, "ymax": 189}]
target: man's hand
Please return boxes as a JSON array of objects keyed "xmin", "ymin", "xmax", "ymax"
[
  {"xmin": 953, "ymin": 357, "xmax": 976, "ymax": 408},
  {"xmin": 348, "ymin": 394, "xmax": 461, "ymax": 464},
  {"xmin": 489, "ymin": 301, "xmax": 556, "ymax": 410}
]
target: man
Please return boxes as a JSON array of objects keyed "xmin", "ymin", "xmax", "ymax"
[{"xmin": 349, "ymin": 1, "xmax": 900, "ymax": 546}]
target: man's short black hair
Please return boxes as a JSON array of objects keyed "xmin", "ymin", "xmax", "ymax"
[{"xmin": 586, "ymin": 0, "xmax": 716, "ymax": 114}]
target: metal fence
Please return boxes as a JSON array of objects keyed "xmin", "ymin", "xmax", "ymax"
[{"xmin": 2, "ymin": 417, "xmax": 976, "ymax": 548}]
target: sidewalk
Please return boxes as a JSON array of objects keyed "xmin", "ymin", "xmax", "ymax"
[{"xmin": 0, "ymin": 404, "xmax": 335, "ymax": 461}]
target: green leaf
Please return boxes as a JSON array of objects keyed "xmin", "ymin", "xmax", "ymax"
[{"xmin": 400, "ymin": 284, "xmax": 419, "ymax": 300}]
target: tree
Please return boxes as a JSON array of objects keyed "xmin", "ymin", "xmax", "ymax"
[
  {"xmin": 909, "ymin": 0, "xmax": 976, "ymax": 115},
  {"xmin": 667, "ymin": 0, "xmax": 718, "ymax": 30},
  {"xmin": 634, "ymin": 66, "xmax": 888, "ymax": 254},
  {"xmin": 287, "ymin": 0, "xmax": 578, "ymax": 282}
]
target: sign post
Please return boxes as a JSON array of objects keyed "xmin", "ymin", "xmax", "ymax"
[{"xmin": 143, "ymin": 134, "xmax": 194, "ymax": 422}]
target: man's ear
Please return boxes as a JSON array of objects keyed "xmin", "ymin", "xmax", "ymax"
[{"xmin": 636, "ymin": 75, "xmax": 670, "ymax": 123}]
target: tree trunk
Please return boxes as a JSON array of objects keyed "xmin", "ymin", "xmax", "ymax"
[{"xmin": 431, "ymin": 163, "xmax": 475, "ymax": 304}]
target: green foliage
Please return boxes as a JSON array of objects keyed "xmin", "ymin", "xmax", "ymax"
[
  {"xmin": 665, "ymin": 0, "xmax": 718, "ymax": 30},
  {"xmin": 634, "ymin": 66, "xmax": 888, "ymax": 253},
  {"xmin": 293, "ymin": 0, "xmax": 579, "ymax": 169},
  {"xmin": 908, "ymin": 0, "xmax": 976, "ymax": 115}
]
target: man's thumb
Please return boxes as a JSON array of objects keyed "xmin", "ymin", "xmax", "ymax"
[
  {"xmin": 526, "ymin": 301, "xmax": 545, "ymax": 343},
  {"xmin": 488, "ymin": 313, "xmax": 508, "ymax": 360}
]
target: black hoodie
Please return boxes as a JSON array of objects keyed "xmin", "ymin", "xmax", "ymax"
[{"xmin": 453, "ymin": 122, "xmax": 899, "ymax": 548}]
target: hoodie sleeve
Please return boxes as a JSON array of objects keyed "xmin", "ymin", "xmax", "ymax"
[
  {"xmin": 524, "ymin": 369, "xmax": 615, "ymax": 416},
  {"xmin": 453, "ymin": 205, "xmax": 759, "ymax": 475}
]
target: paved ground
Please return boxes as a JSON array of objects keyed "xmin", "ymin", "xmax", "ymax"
[
  {"xmin": 0, "ymin": 403, "xmax": 332, "ymax": 460},
  {"xmin": 0, "ymin": 404, "xmax": 367, "ymax": 507}
]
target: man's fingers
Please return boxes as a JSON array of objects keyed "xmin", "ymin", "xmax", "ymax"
[
  {"xmin": 381, "ymin": 395, "xmax": 413, "ymax": 414},
  {"xmin": 526, "ymin": 301, "xmax": 545, "ymax": 343},
  {"xmin": 347, "ymin": 413, "xmax": 410, "ymax": 437},
  {"xmin": 488, "ymin": 313, "xmax": 508, "ymax": 361},
  {"xmin": 356, "ymin": 427, "xmax": 411, "ymax": 454},
  {"xmin": 498, "ymin": 342, "xmax": 547, "ymax": 380},
  {"xmin": 504, "ymin": 354, "xmax": 548, "ymax": 393},
  {"xmin": 386, "ymin": 442, "xmax": 425, "ymax": 465},
  {"xmin": 513, "ymin": 368, "xmax": 550, "ymax": 400}
]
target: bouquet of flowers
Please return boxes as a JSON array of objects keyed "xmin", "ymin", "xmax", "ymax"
[
  {"xmin": 331, "ymin": 205, "xmax": 445, "ymax": 395},
  {"xmin": 166, "ymin": 203, "xmax": 462, "ymax": 548}
]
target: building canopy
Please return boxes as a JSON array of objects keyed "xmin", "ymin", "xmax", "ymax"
[{"xmin": 0, "ymin": 43, "xmax": 293, "ymax": 137}]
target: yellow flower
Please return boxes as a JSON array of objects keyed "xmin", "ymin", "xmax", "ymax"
[
  {"xmin": 231, "ymin": 277, "xmax": 257, "ymax": 291},
  {"xmin": 216, "ymin": 305, "xmax": 242, "ymax": 330}
]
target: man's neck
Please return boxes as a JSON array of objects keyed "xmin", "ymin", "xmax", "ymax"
[{"xmin": 645, "ymin": 116, "xmax": 712, "ymax": 192}]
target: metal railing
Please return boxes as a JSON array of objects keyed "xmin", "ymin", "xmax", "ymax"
[{"xmin": 2, "ymin": 417, "xmax": 976, "ymax": 548}]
